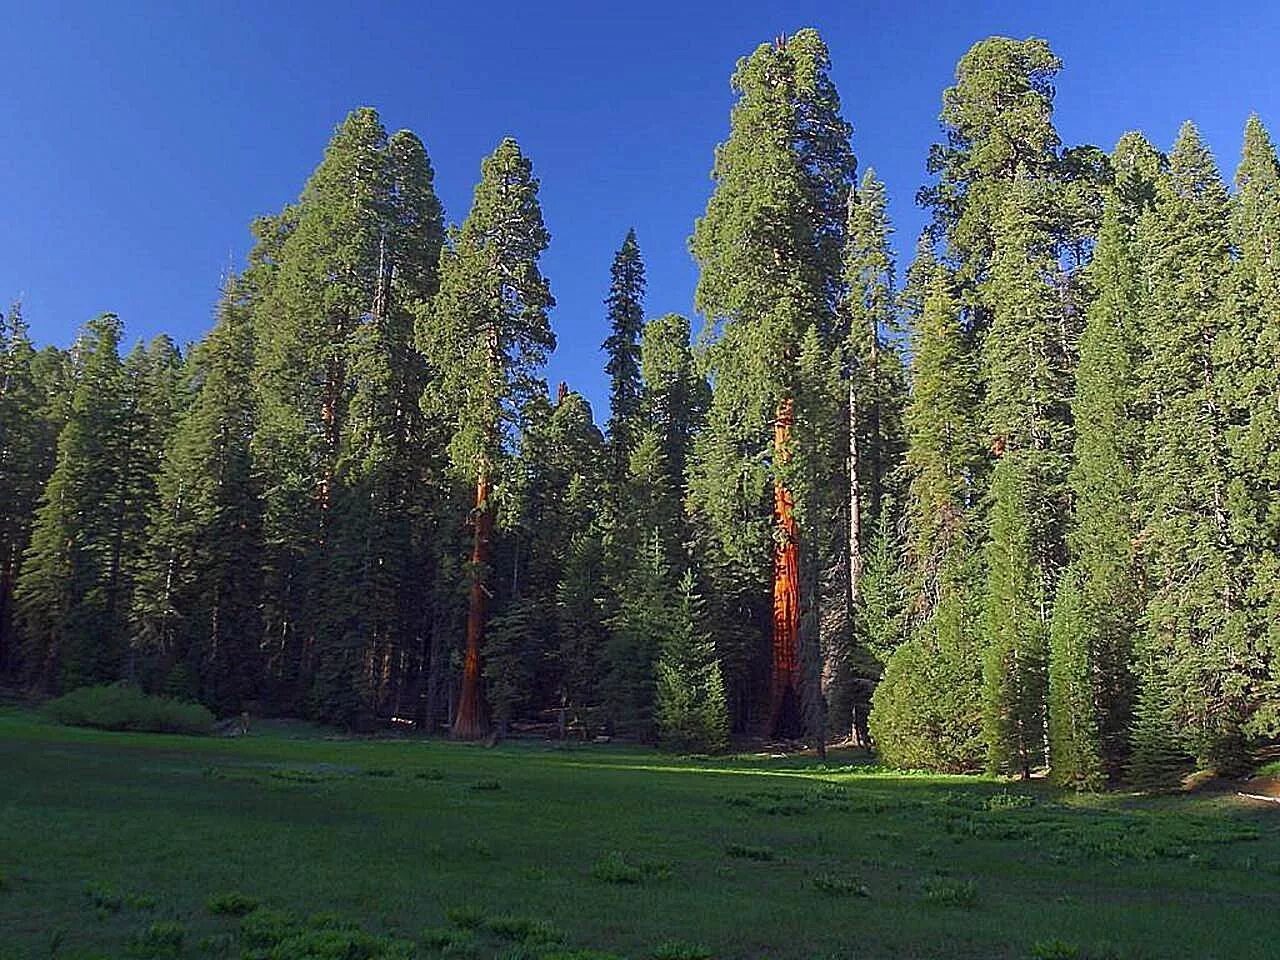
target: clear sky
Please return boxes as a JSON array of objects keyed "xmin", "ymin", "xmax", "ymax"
[{"xmin": 3, "ymin": 1, "xmax": 1278, "ymax": 415}]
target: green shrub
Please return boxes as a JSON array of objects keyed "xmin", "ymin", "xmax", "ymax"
[
  {"xmin": 809, "ymin": 872, "xmax": 869, "ymax": 897},
  {"xmin": 485, "ymin": 915, "xmax": 564, "ymax": 946},
  {"xmin": 422, "ymin": 927, "xmax": 471, "ymax": 950},
  {"xmin": 724, "ymin": 843, "xmax": 775, "ymax": 861},
  {"xmin": 125, "ymin": 921, "xmax": 185, "ymax": 959},
  {"xmin": 206, "ymin": 891, "xmax": 258, "ymax": 917},
  {"xmin": 414, "ymin": 769, "xmax": 445, "ymax": 782},
  {"xmin": 651, "ymin": 941, "xmax": 712, "ymax": 960},
  {"xmin": 470, "ymin": 779, "xmax": 501, "ymax": 791},
  {"xmin": 240, "ymin": 909, "xmax": 412, "ymax": 960},
  {"xmin": 591, "ymin": 850, "xmax": 670, "ymax": 884},
  {"xmin": 1030, "ymin": 941, "xmax": 1080, "ymax": 960},
  {"xmin": 920, "ymin": 877, "xmax": 978, "ymax": 908},
  {"xmin": 445, "ymin": 906, "xmax": 486, "ymax": 929},
  {"xmin": 197, "ymin": 932, "xmax": 236, "ymax": 956},
  {"xmin": 45, "ymin": 685, "xmax": 214, "ymax": 735}
]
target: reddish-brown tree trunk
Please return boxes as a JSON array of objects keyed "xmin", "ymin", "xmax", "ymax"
[
  {"xmin": 768, "ymin": 399, "xmax": 800, "ymax": 738},
  {"xmin": 453, "ymin": 470, "xmax": 492, "ymax": 739}
]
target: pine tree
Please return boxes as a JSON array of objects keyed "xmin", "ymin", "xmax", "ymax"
[
  {"xmin": 422, "ymin": 137, "xmax": 554, "ymax": 739},
  {"xmin": 870, "ymin": 257, "xmax": 986, "ymax": 771},
  {"xmin": 602, "ymin": 229, "xmax": 646, "ymax": 483},
  {"xmin": 838, "ymin": 168, "xmax": 909, "ymax": 737},
  {"xmin": 979, "ymin": 181, "xmax": 1073, "ymax": 778},
  {"xmin": 17, "ymin": 315, "xmax": 131, "ymax": 689},
  {"xmin": 688, "ymin": 29, "xmax": 855, "ymax": 739},
  {"xmin": 1134, "ymin": 121, "xmax": 1245, "ymax": 776},
  {"xmin": 655, "ymin": 569, "xmax": 729, "ymax": 752},
  {"xmin": 1228, "ymin": 116, "xmax": 1280, "ymax": 740},
  {"xmin": 132, "ymin": 284, "xmax": 263, "ymax": 711},
  {"xmin": 252, "ymin": 107, "xmax": 395, "ymax": 713},
  {"xmin": 1047, "ymin": 132, "xmax": 1162, "ymax": 789},
  {"xmin": 0, "ymin": 303, "xmax": 49, "ymax": 675}
]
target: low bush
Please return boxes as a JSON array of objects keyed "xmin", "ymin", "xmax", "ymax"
[
  {"xmin": 206, "ymin": 891, "xmax": 258, "ymax": 917},
  {"xmin": 485, "ymin": 915, "xmax": 565, "ymax": 946},
  {"xmin": 125, "ymin": 920, "xmax": 185, "ymax": 959},
  {"xmin": 651, "ymin": 941, "xmax": 712, "ymax": 960},
  {"xmin": 45, "ymin": 685, "xmax": 213, "ymax": 735},
  {"xmin": 590, "ymin": 850, "xmax": 670, "ymax": 885},
  {"xmin": 809, "ymin": 872, "xmax": 869, "ymax": 897},
  {"xmin": 445, "ymin": 906, "xmax": 486, "ymax": 929},
  {"xmin": 724, "ymin": 843, "xmax": 775, "ymax": 862},
  {"xmin": 920, "ymin": 877, "xmax": 978, "ymax": 908}
]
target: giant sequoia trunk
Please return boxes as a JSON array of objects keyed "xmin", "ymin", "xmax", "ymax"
[
  {"xmin": 768, "ymin": 399, "xmax": 801, "ymax": 737},
  {"xmin": 453, "ymin": 470, "xmax": 491, "ymax": 739}
]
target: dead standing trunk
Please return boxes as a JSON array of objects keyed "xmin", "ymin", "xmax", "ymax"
[
  {"xmin": 768, "ymin": 399, "xmax": 801, "ymax": 738},
  {"xmin": 453, "ymin": 469, "xmax": 492, "ymax": 739}
]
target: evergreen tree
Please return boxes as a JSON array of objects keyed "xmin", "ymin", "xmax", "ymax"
[
  {"xmin": 654, "ymin": 569, "xmax": 729, "ymax": 752},
  {"xmin": 1047, "ymin": 132, "xmax": 1162, "ymax": 788},
  {"xmin": 837, "ymin": 168, "xmax": 909, "ymax": 737},
  {"xmin": 132, "ymin": 284, "xmax": 263, "ymax": 711},
  {"xmin": 870, "ymin": 258, "xmax": 986, "ymax": 771},
  {"xmin": 688, "ymin": 28, "xmax": 855, "ymax": 739},
  {"xmin": 17, "ymin": 315, "xmax": 131, "ymax": 688},
  {"xmin": 1133, "ymin": 122, "xmax": 1245, "ymax": 776},
  {"xmin": 252, "ymin": 107, "xmax": 395, "ymax": 713},
  {"xmin": 0, "ymin": 304, "xmax": 49, "ymax": 675},
  {"xmin": 1228, "ymin": 115, "xmax": 1280, "ymax": 740},
  {"xmin": 602, "ymin": 229, "xmax": 646, "ymax": 482},
  {"xmin": 422, "ymin": 137, "xmax": 554, "ymax": 739},
  {"xmin": 979, "ymin": 181, "xmax": 1073, "ymax": 778}
]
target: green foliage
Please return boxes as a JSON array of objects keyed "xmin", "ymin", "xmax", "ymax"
[
  {"xmin": 205, "ymin": 891, "xmax": 259, "ymax": 917},
  {"xmin": 655, "ymin": 571, "xmax": 729, "ymax": 753},
  {"xmin": 125, "ymin": 921, "xmax": 185, "ymax": 959},
  {"xmin": 603, "ymin": 229, "xmax": 646, "ymax": 480},
  {"xmin": 45, "ymin": 684, "xmax": 213, "ymax": 734}
]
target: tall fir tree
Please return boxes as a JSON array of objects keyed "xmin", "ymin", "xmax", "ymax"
[
  {"xmin": 132, "ymin": 283, "xmax": 264, "ymax": 711},
  {"xmin": 654, "ymin": 569, "xmax": 729, "ymax": 752},
  {"xmin": 1047, "ymin": 132, "xmax": 1162, "ymax": 789},
  {"xmin": 422, "ymin": 137, "xmax": 554, "ymax": 739},
  {"xmin": 870, "ymin": 257, "xmax": 986, "ymax": 771},
  {"xmin": 17, "ymin": 315, "xmax": 131, "ymax": 689},
  {"xmin": 1133, "ymin": 122, "xmax": 1246, "ymax": 777},
  {"xmin": 0, "ymin": 304, "xmax": 49, "ymax": 675},
  {"xmin": 979, "ymin": 180, "xmax": 1074, "ymax": 778},
  {"xmin": 1228, "ymin": 115, "xmax": 1280, "ymax": 741},
  {"xmin": 602, "ymin": 229, "xmax": 646, "ymax": 483}
]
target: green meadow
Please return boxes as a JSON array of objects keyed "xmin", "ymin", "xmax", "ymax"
[{"xmin": 2, "ymin": 712, "xmax": 1277, "ymax": 960}]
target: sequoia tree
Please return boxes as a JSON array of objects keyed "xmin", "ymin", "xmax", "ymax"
[
  {"xmin": 689, "ymin": 29, "xmax": 855, "ymax": 738},
  {"xmin": 422, "ymin": 138, "xmax": 554, "ymax": 739}
]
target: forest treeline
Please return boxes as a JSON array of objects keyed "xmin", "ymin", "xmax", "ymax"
[{"xmin": 2, "ymin": 32, "xmax": 1278, "ymax": 788}]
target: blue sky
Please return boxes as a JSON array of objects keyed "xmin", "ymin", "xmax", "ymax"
[{"xmin": 3, "ymin": 1, "xmax": 1278, "ymax": 415}]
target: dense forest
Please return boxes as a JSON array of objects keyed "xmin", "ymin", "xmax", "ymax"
[{"xmin": 2, "ymin": 31, "xmax": 1277, "ymax": 790}]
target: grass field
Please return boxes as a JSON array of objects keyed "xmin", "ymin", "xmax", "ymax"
[{"xmin": 1, "ymin": 710, "xmax": 1278, "ymax": 960}]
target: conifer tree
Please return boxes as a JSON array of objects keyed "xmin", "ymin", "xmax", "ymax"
[
  {"xmin": 1047, "ymin": 132, "xmax": 1162, "ymax": 788},
  {"xmin": 1133, "ymin": 122, "xmax": 1245, "ymax": 776},
  {"xmin": 654, "ymin": 569, "xmax": 729, "ymax": 752},
  {"xmin": 132, "ymin": 284, "xmax": 263, "ymax": 710},
  {"xmin": 423, "ymin": 137, "xmax": 554, "ymax": 739},
  {"xmin": 602, "ymin": 229, "xmax": 646, "ymax": 483},
  {"xmin": 837, "ymin": 168, "xmax": 908, "ymax": 736},
  {"xmin": 688, "ymin": 28, "xmax": 855, "ymax": 739},
  {"xmin": 252, "ymin": 107, "xmax": 395, "ymax": 711},
  {"xmin": 17, "ymin": 315, "xmax": 131, "ymax": 688},
  {"xmin": 1228, "ymin": 115, "xmax": 1280, "ymax": 740},
  {"xmin": 979, "ymin": 181, "xmax": 1073, "ymax": 777},
  {"xmin": 870, "ymin": 259, "xmax": 986, "ymax": 770},
  {"xmin": 0, "ymin": 304, "xmax": 48, "ymax": 674}
]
